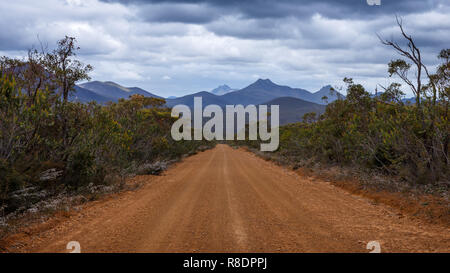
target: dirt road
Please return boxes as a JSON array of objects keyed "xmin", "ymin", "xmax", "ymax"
[{"xmin": 7, "ymin": 144, "xmax": 450, "ymax": 252}]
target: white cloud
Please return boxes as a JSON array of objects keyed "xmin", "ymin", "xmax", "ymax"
[{"xmin": 0, "ymin": 0, "xmax": 448, "ymax": 97}]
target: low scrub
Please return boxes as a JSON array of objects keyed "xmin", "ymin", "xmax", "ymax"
[
  {"xmin": 0, "ymin": 72, "xmax": 214, "ymax": 220},
  {"xmin": 236, "ymin": 46, "xmax": 449, "ymax": 189}
]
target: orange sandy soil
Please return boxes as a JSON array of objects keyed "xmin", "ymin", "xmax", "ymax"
[{"xmin": 1, "ymin": 144, "xmax": 449, "ymax": 253}]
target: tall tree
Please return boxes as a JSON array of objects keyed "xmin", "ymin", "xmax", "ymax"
[{"xmin": 44, "ymin": 36, "xmax": 92, "ymax": 103}]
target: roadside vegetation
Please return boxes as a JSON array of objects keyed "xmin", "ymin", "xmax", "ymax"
[
  {"xmin": 0, "ymin": 37, "xmax": 214, "ymax": 235},
  {"xmin": 235, "ymin": 20, "xmax": 449, "ymax": 223}
]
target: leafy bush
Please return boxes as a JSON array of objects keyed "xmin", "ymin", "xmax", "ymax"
[
  {"xmin": 0, "ymin": 38, "xmax": 215, "ymax": 215},
  {"xmin": 240, "ymin": 77, "xmax": 448, "ymax": 186}
]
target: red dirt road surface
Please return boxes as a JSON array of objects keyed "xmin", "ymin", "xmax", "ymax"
[{"xmin": 4, "ymin": 145, "xmax": 450, "ymax": 252}]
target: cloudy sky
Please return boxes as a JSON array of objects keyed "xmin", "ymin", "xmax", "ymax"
[{"xmin": 0, "ymin": 0, "xmax": 449, "ymax": 97}]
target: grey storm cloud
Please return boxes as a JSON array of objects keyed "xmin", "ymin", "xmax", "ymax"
[
  {"xmin": 0, "ymin": 0, "xmax": 448, "ymax": 96},
  {"xmin": 136, "ymin": 2, "xmax": 220, "ymax": 23},
  {"xmin": 102, "ymin": 0, "xmax": 448, "ymax": 21},
  {"xmin": 101, "ymin": 0, "xmax": 450, "ymax": 45}
]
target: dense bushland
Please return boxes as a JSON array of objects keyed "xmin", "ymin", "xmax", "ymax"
[
  {"xmin": 272, "ymin": 74, "xmax": 448, "ymax": 186},
  {"xmin": 241, "ymin": 24, "xmax": 449, "ymax": 188},
  {"xmin": 0, "ymin": 37, "xmax": 213, "ymax": 216}
]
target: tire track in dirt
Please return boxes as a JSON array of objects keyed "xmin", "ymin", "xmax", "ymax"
[{"xmin": 4, "ymin": 144, "xmax": 449, "ymax": 253}]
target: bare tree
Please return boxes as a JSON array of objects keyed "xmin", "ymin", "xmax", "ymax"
[{"xmin": 377, "ymin": 16, "xmax": 436, "ymax": 111}]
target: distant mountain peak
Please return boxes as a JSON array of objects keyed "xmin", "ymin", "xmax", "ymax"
[
  {"xmin": 314, "ymin": 85, "xmax": 345, "ymax": 102},
  {"xmin": 256, "ymin": 78, "xmax": 272, "ymax": 82},
  {"xmin": 315, "ymin": 85, "xmax": 333, "ymax": 93},
  {"xmin": 210, "ymin": 84, "xmax": 235, "ymax": 95},
  {"xmin": 104, "ymin": 81, "xmax": 123, "ymax": 87},
  {"xmin": 255, "ymin": 78, "xmax": 274, "ymax": 84},
  {"xmin": 250, "ymin": 78, "xmax": 279, "ymax": 89},
  {"xmin": 214, "ymin": 84, "xmax": 231, "ymax": 90}
]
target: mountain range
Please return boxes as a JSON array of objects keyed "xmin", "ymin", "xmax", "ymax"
[
  {"xmin": 218, "ymin": 79, "xmax": 339, "ymax": 106},
  {"xmin": 70, "ymin": 81, "xmax": 162, "ymax": 103},
  {"xmin": 164, "ymin": 79, "xmax": 343, "ymax": 107},
  {"xmin": 70, "ymin": 78, "xmax": 343, "ymax": 125}
]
